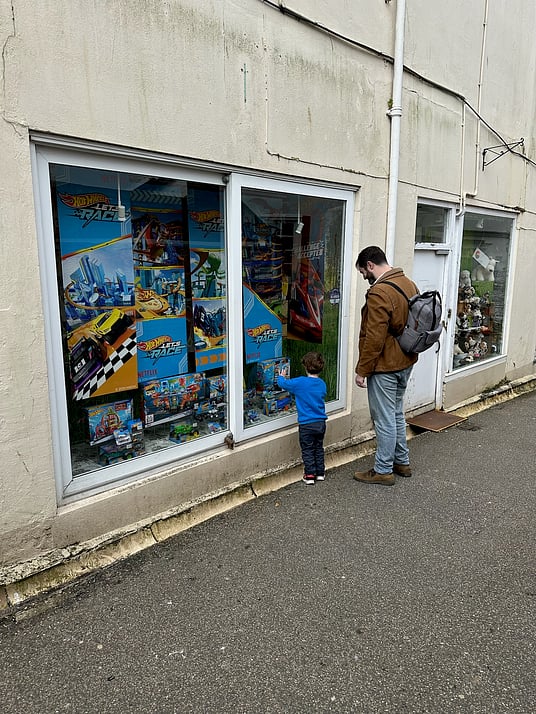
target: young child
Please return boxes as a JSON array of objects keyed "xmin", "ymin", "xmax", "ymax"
[{"xmin": 277, "ymin": 351, "xmax": 327, "ymax": 485}]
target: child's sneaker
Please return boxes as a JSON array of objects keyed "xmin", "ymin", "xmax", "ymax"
[
  {"xmin": 315, "ymin": 474, "xmax": 325, "ymax": 482},
  {"xmin": 302, "ymin": 474, "xmax": 315, "ymax": 485}
]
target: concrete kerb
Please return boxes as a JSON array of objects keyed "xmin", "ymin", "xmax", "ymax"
[{"xmin": 1, "ymin": 374, "xmax": 535, "ymax": 618}]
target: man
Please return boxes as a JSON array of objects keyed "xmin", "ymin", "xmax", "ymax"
[{"xmin": 354, "ymin": 246, "xmax": 418, "ymax": 486}]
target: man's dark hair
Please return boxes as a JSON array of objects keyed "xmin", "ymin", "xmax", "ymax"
[
  {"xmin": 302, "ymin": 351, "xmax": 324, "ymax": 375},
  {"xmin": 356, "ymin": 246, "xmax": 388, "ymax": 269}
]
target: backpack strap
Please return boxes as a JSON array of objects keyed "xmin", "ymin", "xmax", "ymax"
[
  {"xmin": 373, "ymin": 280, "xmax": 413, "ymax": 338},
  {"xmin": 381, "ymin": 280, "xmax": 411, "ymax": 302}
]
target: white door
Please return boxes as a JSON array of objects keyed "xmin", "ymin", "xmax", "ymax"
[{"xmin": 404, "ymin": 248, "xmax": 448, "ymax": 412}]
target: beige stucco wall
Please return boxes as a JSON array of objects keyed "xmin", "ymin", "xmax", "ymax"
[{"xmin": 1, "ymin": 0, "xmax": 536, "ymax": 567}]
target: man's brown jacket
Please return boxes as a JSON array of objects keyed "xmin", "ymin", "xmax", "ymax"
[{"xmin": 356, "ymin": 267, "xmax": 419, "ymax": 378}]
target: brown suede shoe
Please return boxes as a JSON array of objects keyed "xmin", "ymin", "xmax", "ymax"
[
  {"xmin": 393, "ymin": 463, "xmax": 412, "ymax": 477},
  {"xmin": 353, "ymin": 468, "xmax": 395, "ymax": 486}
]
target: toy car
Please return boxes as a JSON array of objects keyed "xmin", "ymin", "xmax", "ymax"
[
  {"xmin": 169, "ymin": 421, "xmax": 200, "ymax": 443},
  {"xmin": 92, "ymin": 309, "xmax": 133, "ymax": 344},
  {"xmin": 69, "ymin": 335, "xmax": 105, "ymax": 389}
]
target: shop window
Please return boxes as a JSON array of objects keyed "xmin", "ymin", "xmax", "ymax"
[
  {"xmin": 415, "ymin": 204, "xmax": 449, "ymax": 244},
  {"xmin": 453, "ymin": 213, "xmax": 512, "ymax": 369},
  {"xmin": 240, "ymin": 189, "xmax": 345, "ymax": 427},
  {"xmin": 49, "ymin": 163, "xmax": 228, "ymax": 479},
  {"xmin": 34, "ymin": 145, "xmax": 354, "ymax": 496}
]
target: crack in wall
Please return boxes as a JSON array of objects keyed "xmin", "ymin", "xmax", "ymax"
[{"xmin": 1, "ymin": 1, "xmax": 26, "ymax": 135}]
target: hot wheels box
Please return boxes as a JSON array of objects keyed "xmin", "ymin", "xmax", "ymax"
[
  {"xmin": 208, "ymin": 374, "xmax": 226, "ymax": 402},
  {"xmin": 263, "ymin": 390, "xmax": 291, "ymax": 416},
  {"xmin": 255, "ymin": 357, "xmax": 290, "ymax": 393},
  {"xmin": 127, "ymin": 418, "xmax": 145, "ymax": 455},
  {"xmin": 141, "ymin": 373, "xmax": 205, "ymax": 427},
  {"xmin": 98, "ymin": 442, "xmax": 135, "ymax": 466},
  {"xmin": 85, "ymin": 399, "xmax": 133, "ymax": 446}
]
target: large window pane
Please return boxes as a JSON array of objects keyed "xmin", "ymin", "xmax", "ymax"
[
  {"xmin": 50, "ymin": 165, "xmax": 227, "ymax": 477},
  {"xmin": 453, "ymin": 213, "xmax": 512, "ymax": 369},
  {"xmin": 241, "ymin": 189, "xmax": 344, "ymax": 428}
]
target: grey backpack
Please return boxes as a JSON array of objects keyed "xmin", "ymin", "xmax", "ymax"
[{"xmin": 383, "ymin": 281, "xmax": 443, "ymax": 354}]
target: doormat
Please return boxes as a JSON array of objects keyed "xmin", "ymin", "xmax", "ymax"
[{"xmin": 406, "ymin": 410, "xmax": 467, "ymax": 432}]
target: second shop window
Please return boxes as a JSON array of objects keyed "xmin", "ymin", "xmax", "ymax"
[{"xmin": 241, "ymin": 189, "xmax": 344, "ymax": 427}]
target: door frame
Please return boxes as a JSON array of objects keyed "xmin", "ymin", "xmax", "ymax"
[{"xmin": 407, "ymin": 199, "xmax": 458, "ymax": 413}]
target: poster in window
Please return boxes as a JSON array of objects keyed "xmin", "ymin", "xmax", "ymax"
[
  {"xmin": 188, "ymin": 187, "xmax": 227, "ymax": 372},
  {"xmin": 287, "ymin": 232, "xmax": 325, "ymax": 344},
  {"xmin": 243, "ymin": 284, "xmax": 283, "ymax": 364},
  {"xmin": 54, "ymin": 170, "xmax": 137, "ymax": 400}
]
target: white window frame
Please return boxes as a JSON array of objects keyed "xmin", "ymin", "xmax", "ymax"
[
  {"xmin": 444, "ymin": 206, "xmax": 517, "ymax": 380},
  {"xmin": 229, "ymin": 174, "xmax": 355, "ymax": 444}
]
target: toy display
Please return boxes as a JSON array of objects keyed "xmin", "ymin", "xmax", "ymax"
[
  {"xmin": 169, "ymin": 420, "xmax": 200, "ymax": 444},
  {"xmin": 127, "ymin": 418, "xmax": 145, "ymax": 455},
  {"xmin": 255, "ymin": 357, "xmax": 290, "ymax": 392},
  {"xmin": 97, "ymin": 419, "xmax": 145, "ymax": 465},
  {"xmin": 141, "ymin": 373, "xmax": 206, "ymax": 427},
  {"xmin": 141, "ymin": 370, "xmax": 227, "ymax": 431},
  {"xmin": 471, "ymin": 248, "xmax": 498, "ymax": 283},
  {"xmin": 85, "ymin": 399, "xmax": 133, "ymax": 446},
  {"xmin": 263, "ymin": 390, "xmax": 291, "ymax": 416},
  {"xmin": 242, "ymin": 357, "xmax": 294, "ymax": 426},
  {"xmin": 55, "ymin": 170, "xmax": 345, "ymax": 480},
  {"xmin": 454, "ymin": 268, "xmax": 495, "ymax": 368},
  {"xmin": 242, "ymin": 217, "xmax": 283, "ymax": 309}
]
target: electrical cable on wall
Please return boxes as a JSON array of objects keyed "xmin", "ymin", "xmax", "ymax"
[{"xmin": 258, "ymin": 0, "xmax": 536, "ymax": 171}]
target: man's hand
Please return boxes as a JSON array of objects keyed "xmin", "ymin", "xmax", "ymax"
[{"xmin": 355, "ymin": 374, "xmax": 366, "ymax": 388}]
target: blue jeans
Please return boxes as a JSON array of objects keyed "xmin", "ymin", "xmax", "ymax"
[
  {"xmin": 298, "ymin": 421, "xmax": 326, "ymax": 477},
  {"xmin": 367, "ymin": 367, "xmax": 413, "ymax": 474}
]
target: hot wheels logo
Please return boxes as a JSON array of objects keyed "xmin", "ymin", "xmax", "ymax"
[
  {"xmin": 247, "ymin": 324, "xmax": 279, "ymax": 345},
  {"xmin": 59, "ymin": 192, "xmax": 110, "ymax": 208},
  {"xmin": 60, "ymin": 193, "xmax": 125, "ymax": 227},
  {"xmin": 190, "ymin": 210, "xmax": 220, "ymax": 223},
  {"xmin": 139, "ymin": 335, "xmax": 186, "ymax": 363},
  {"xmin": 190, "ymin": 209, "xmax": 223, "ymax": 234},
  {"xmin": 138, "ymin": 335, "xmax": 172, "ymax": 352}
]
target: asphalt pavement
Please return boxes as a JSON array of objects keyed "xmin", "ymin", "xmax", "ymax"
[{"xmin": 1, "ymin": 392, "xmax": 535, "ymax": 714}]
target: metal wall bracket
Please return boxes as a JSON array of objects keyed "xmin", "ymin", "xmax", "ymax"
[{"xmin": 482, "ymin": 139, "xmax": 524, "ymax": 170}]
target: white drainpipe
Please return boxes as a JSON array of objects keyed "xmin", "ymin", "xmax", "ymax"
[{"xmin": 385, "ymin": 0, "xmax": 406, "ymax": 265}]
